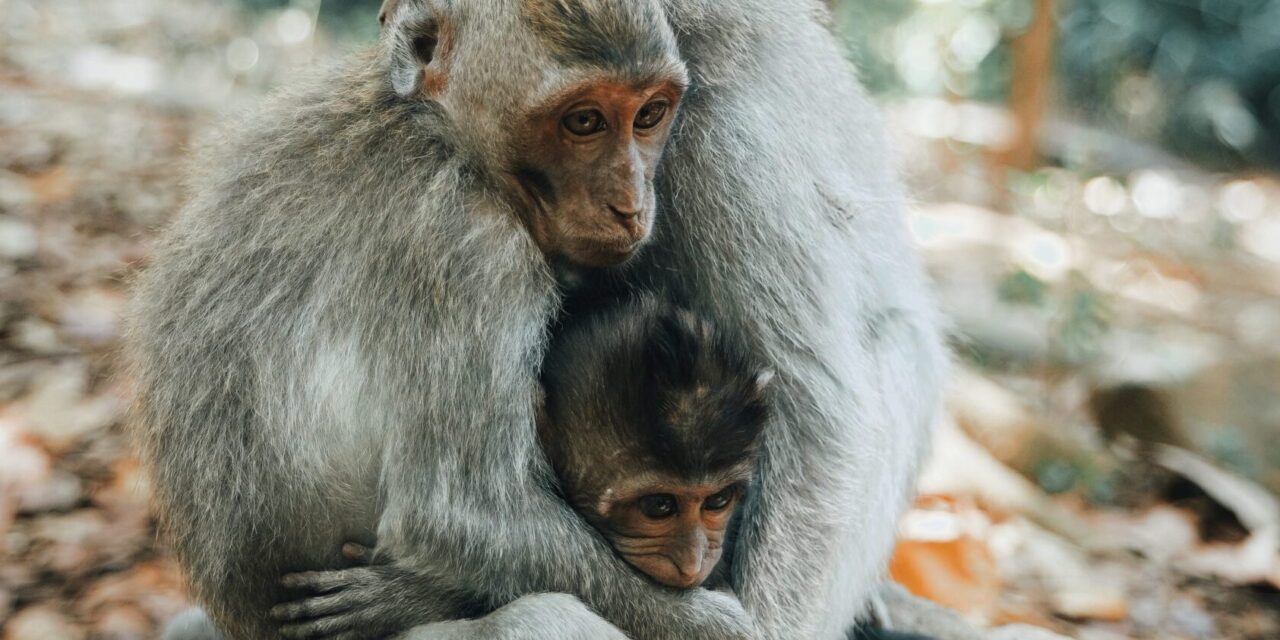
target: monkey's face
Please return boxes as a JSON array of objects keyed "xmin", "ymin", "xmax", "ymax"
[
  {"xmin": 505, "ymin": 80, "xmax": 683, "ymax": 268},
  {"xmin": 380, "ymin": 0, "xmax": 686, "ymax": 268},
  {"xmin": 587, "ymin": 479, "xmax": 744, "ymax": 589}
]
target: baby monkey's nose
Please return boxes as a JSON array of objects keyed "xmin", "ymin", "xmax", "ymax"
[{"xmin": 671, "ymin": 565, "xmax": 702, "ymax": 588}]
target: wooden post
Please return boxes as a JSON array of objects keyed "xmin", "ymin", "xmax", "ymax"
[{"xmin": 997, "ymin": 0, "xmax": 1057, "ymax": 171}]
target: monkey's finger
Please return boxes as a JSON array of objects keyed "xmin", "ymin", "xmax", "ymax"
[
  {"xmin": 280, "ymin": 611, "xmax": 368, "ymax": 640},
  {"xmin": 304, "ymin": 632, "xmax": 369, "ymax": 640},
  {"xmin": 340, "ymin": 542, "xmax": 376, "ymax": 564},
  {"xmin": 312, "ymin": 631, "xmax": 376, "ymax": 640},
  {"xmin": 281, "ymin": 568, "xmax": 370, "ymax": 593},
  {"xmin": 270, "ymin": 592, "xmax": 355, "ymax": 622}
]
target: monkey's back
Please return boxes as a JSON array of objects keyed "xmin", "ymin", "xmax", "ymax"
[
  {"xmin": 126, "ymin": 52, "xmax": 553, "ymax": 638},
  {"xmin": 644, "ymin": 1, "xmax": 949, "ymax": 635}
]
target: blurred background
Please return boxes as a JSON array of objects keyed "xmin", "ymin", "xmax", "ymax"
[{"xmin": 0, "ymin": 1, "xmax": 1278, "ymax": 638}]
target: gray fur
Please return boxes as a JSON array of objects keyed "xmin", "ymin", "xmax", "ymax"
[
  {"xmin": 645, "ymin": 0, "xmax": 948, "ymax": 636},
  {"xmin": 129, "ymin": 0, "xmax": 947, "ymax": 638},
  {"xmin": 163, "ymin": 608, "xmax": 223, "ymax": 640},
  {"xmin": 399, "ymin": 594, "xmax": 628, "ymax": 640}
]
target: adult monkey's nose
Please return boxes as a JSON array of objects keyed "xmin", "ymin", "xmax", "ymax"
[{"xmin": 608, "ymin": 201, "xmax": 641, "ymax": 220}]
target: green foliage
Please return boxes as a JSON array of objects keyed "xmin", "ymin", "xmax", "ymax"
[
  {"xmin": 831, "ymin": 0, "xmax": 1280, "ymax": 170},
  {"xmin": 997, "ymin": 268, "xmax": 1048, "ymax": 306},
  {"xmin": 1051, "ymin": 273, "xmax": 1111, "ymax": 366},
  {"xmin": 1059, "ymin": 0, "xmax": 1280, "ymax": 169},
  {"xmin": 830, "ymin": 0, "xmax": 1037, "ymax": 101},
  {"xmin": 1206, "ymin": 426, "xmax": 1260, "ymax": 479},
  {"xmin": 1034, "ymin": 457, "xmax": 1079, "ymax": 494},
  {"xmin": 240, "ymin": 0, "xmax": 382, "ymax": 40}
]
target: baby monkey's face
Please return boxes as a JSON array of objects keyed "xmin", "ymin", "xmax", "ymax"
[
  {"xmin": 586, "ymin": 475, "xmax": 747, "ymax": 589},
  {"xmin": 536, "ymin": 300, "xmax": 771, "ymax": 590}
]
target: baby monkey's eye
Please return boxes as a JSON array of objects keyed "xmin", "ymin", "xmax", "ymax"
[
  {"xmin": 703, "ymin": 487, "xmax": 736, "ymax": 512},
  {"xmin": 637, "ymin": 494, "xmax": 678, "ymax": 519},
  {"xmin": 562, "ymin": 109, "xmax": 607, "ymax": 136},
  {"xmin": 633, "ymin": 100, "xmax": 669, "ymax": 130}
]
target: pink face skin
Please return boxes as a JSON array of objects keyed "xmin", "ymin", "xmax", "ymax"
[
  {"xmin": 585, "ymin": 474, "xmax": 747, "ymax": 589},
  {"xmin": 505, "ymin": 79, "xmax": 683, "ymax": 268}
]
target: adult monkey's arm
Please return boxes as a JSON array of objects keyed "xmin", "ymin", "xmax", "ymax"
[{"xmin": 653, "ymin": 1, "xmax": 949, "ymax": 637}]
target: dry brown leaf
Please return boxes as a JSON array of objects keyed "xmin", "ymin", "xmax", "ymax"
[
  {"xmin": 26, "ymin": 166, "xmax": 76, "ymax": 206},
  {"xmin": 890, "ymin": 497, "xmax": 1002, "ymax": 618}
]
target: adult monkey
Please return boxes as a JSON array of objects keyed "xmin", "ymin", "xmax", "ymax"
[
  {"xmin": 625, "ymin": 6, "xmax": 1063, "ymax": 640},
  {"xmin": 135, "ymin": 0, "xmax": 818, "ymax": 638},
  {"xmin": 133, "ymin": 1, "xmax": 728, "ymax": 639},
  {"xmin": 631, "ymin": 0, "xmax": 948, "ymax": 635},
  {"xmin": 133, "ymin": 3, "xmax": 948, "ymax": 640}
]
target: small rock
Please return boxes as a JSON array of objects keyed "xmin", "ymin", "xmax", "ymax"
[
  {"xmin": 0, "ymin": 173, "xmax": 35, "ymax": 212},
  {"xmin": 0, "ymin": 587, "xmax": 12, "ymax": 625},
  {"xmin": 58, "ymin": 287, "xmax": 125, "ymax": 345},
  {"xmin": 0, "ymin": 555, "xmax": 37, "ymax": 593},
  {"xmin": 89, "ymin": 604, "xmax": 151, "ymax": 640},
  {"xmin": 989, "ymin": 625, "xmax": 1074, "ymax": 640},
  {"xmin": 1127, "ymin": 591, "xmax": 1168, "ymax": 630},
  {"xmin": 2, "ymin": 605, "xmax": 87, "ymax": 640},
  {"xmin": 0, "ymin": 359, "xmax": 43, "ymax": 403},
  {"xmin": 16, "ymin": 469, "xmax": 83, "ymax": 514},
  {"xmin": 0, "ymin": 430, "xmax": 53, "ymax": 523},
  {"xmin": 0, "ymin": 218, "xmax": 38, "ymax": 261},
  {"xmin": 9, "ymin": 317, "xmax": 69, "ymax": 356},
  {"xmin": 1053, "ymin": 589, "xmax": 1130, "ymax": 623},
  {"xmin": 92, "ymin": 458, "xmax": 150, "ymax": 516},
  {"xmin": 0, "ymin": 133, "xmax": 57, "ymax": 171},
  {"xmin": 1075, "ymin": 627, "xmax": 1133, "ymax": 640},
  {"xmin": 1168, "ymin": 596, "xmax": 1216, "ymax": 638},
  {"xmin": 27, "ymin": 510, "xmax": 109, "ymax": 575},
  {"xmin": 79, "ymin": 561, "xmax": 191, "ymax": 625},
  {"xmin": 24, "ymin": 362, "xmax": 123, "ymax": 452}
]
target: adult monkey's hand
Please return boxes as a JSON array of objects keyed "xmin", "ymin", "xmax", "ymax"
[{"xmin": 276, "ymin": 544, "xmax": 637, "ymax": 640}]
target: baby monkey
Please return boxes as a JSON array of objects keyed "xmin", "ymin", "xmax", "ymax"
[
  {"xmin": 538, "ymin": 296, "xmax": 772, "ymax": 589},
  {"xmin": 275, "ymin": 298, "xmax": 770, "ymax": 636}
]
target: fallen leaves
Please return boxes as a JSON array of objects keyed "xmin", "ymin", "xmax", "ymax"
[
  {"xmin": 893, "ymin": 385, "xmax": 1280, "ymax": 639},
  {"xmin": 891, "ymin": 497, "xmax": 1002, "ymax": 619}
]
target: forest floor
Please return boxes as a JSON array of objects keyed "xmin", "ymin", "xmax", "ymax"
[{"xmin": 2, "ymin": 1, "xmax": 1279, "ymax": 639}]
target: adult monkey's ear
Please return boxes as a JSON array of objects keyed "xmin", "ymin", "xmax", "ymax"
[
  {"xmin": 383, "ymin": 0, "xmax": 449, "ymax": 100},
  {"xmin": 377, "ymin": 0, "xmax": 400, "ymax": 28}
]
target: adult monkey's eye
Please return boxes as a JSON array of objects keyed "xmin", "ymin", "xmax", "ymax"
[
  {"xmin": 634, "ymin": 100, "xmax": 669, "ymax": 130},
  {"xmin": 637, "ymin": 494, "xmax": 678, "ymax": 519},
  {"xmin": 703, "ymin": 488, "xmax": 735, "ymax": 512},
  {"xmin": 562, "ymin": 109, "xmax": 607, "ymax": 136}
]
